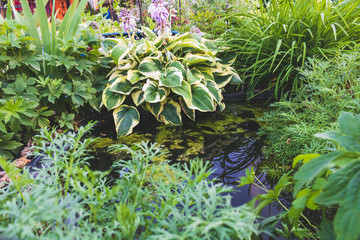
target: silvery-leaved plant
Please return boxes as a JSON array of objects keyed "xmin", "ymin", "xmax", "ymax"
[{"xmin": 102, "ymin": 27, "xmax": 241, "ymax": 137}]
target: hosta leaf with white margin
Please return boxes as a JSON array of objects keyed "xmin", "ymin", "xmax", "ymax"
[
  {"xmin": 111, "ymin": 44, "xmax": 132, "ymax": 65},
  {"xmin": 166, "ymin": 61, "xmax": 186, "ymax": 77},
  {"xmin": 146, "ymin": 102, "xmax": 164, "ymax": 118},
  {"xmin": 201, "ymin": 38, "xmax": 219, "ymax": 55},
  {"xmin": 171, "ymin": 80, "xmax": 192, "ymax": 101},
  {"xmin": 127, "ymin": 70, "xmax": 147, "ymax": 84},
  {"xmin": 131, "ymin": 90, "xmax": 145, "ymax": 106},
  {"xmin": 182, "ymin": 54, "xmax": 216, "ymax": 67},
  {"xmin": 216, "ymin": 51, "xmax": 237, "ymax": 66},
  {"xmin": 180, "ymin": 98, "xmax": 195, "ymax": 121},
  {"xmin": 187, "ymin": 67, "xmax": 204, "ymax": 85},
  {"xmin": 108, "ymin": 70, "xmax": 127, "ymax": 82},
  {"xmin": 159, "ymin": 67, "xmax": 184, "ymax": 87},
  {"xmin": 110, "ymin": 78, "xmax": 142, "ymax": 95},
  {"xmin": 205, "ymin": 80, "xmax": 222, "ymax": 104},
  {"xmin": 102, "ymin": 85, "xmax": 126, "ymax": 110},
  {"xmin": 213, "ymin": 66, "xmax": 234, "ymax": 88},
  {"xmin": 229, "ymin": 67, "xmax": 242, "ymax": 84},
  {"xmin": 184, "ymin": 83, "xmax": 216, "ymax": 112},
  {"xmin": 117, "ymin": 59, "xmax": 138, "ymax": 71},
  {"xmin": 139, "ymin": 57, "xmax": 163, "ymax": 80},
  {"xmin": 197, "ymin": 67, "xmax": 214, "ymax": 81},
  {"xmin": 158, "ymin": 99, "xmax": 182, "ymax": 125},
  {"xmin": 141, "ymin": 26, "xmax": 157, "ymax": 41},
  {"xmin": 143, "ymin": 80, "xmax": 168, "ymax": 103},
  {"xmin": 113, "ymin": 105, "xmax": 140, "ymax": 137}
]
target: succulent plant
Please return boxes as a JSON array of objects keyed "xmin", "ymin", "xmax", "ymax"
[{"xmin": 102, "ymin": 27, "xmax": 241, "ymax": 136}]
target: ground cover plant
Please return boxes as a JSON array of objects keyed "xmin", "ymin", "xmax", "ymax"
[
  {"xmin": 258, "ymin": 50, "xmax": 360, "ymax": 172},
  {"xmin": 239, "ymin": 111, "xmax": 360, "ymax": 240},
  {"xmin": 0, "ymin": 123, "xmax": 256, "ymax": 239},
  {"xmin": 224, "ymin": 0, "xmax": 360, "ymax": 97}
]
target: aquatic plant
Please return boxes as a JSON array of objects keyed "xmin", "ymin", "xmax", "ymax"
[
  {"xmin": 0, "ymin": 124, "xmax": 256, "ymax": 239},
  {"xmin": 102, "ymin": 27, "xmax": 241, "ymax": 136}
]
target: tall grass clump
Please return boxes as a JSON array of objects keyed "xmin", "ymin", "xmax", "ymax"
[
  {"xmin": 224, "ymin": 0, "xmax": 360, "ymax": 97},
  {"xmin": 0, "ymin": 123, "xmax": 256, "ymax": 239},
  {"xmin": 258, "ymin": 50, "xmax": 360, "ymax": 174}
]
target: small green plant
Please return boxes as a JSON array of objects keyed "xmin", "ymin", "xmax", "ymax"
[
  {"xmin": 0, "ymin": 124, "xmax": 256, "ymax": 239},
  {"xmin": 240, "ymin": 111, "xmax": 360, "ymax": 240},
  {"xmin": 103, "ymin": 27, "xmax": 241, "ymax": 136}
]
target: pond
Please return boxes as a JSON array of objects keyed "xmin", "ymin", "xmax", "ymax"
[{"xmin": 88, "ymin": 99, "xmax": 282, "ymax": 218}]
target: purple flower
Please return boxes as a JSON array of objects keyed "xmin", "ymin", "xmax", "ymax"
[
  {"xmin": 190, "ymin": 26, "xmax": 204, "ymax": 36},
  {"xmin": 119, "ymin": 8, "xmax": 139, "ymax": 34},
  {"xmin": 148, "ymin": 0, "xmax": 171, "ymax": 34}
]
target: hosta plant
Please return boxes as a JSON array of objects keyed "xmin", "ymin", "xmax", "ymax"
[{"xmin": 102, "ymin": 27, "xmax": 241, "ymax": 136}]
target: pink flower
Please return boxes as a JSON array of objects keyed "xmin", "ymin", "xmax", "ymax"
[
  {"xmin": 190, "ymin": 26, "xmax": 204, "ymax": 36},
  {"xmin": 148, "ymin": 0, "xmax": 170, "ymax": 34}
]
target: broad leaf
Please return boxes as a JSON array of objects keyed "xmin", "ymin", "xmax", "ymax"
[
  {"xmin": 139, "ymin": 57, "xmax": 163, "ymax": 80},
  {"xmin": 131, "ymin": 90, "xmax": 145, "ymax": 106},
  {"xmin": 102, "ymin": 85, "xmax": 126, "ymax": 110},
  {"xmin": 159, "ymin": 67, "xmax": 183, "ymax": 87},
  {"xmin": 185, "ymin": 83, "xmax": 215, "ymax": 112},
  {"xmin": 205, "ymin": 80, "xmax": 222, "ymax": 104},
  {"xmin": 158, "ymin": 99, "xmax": 182, "ymax": 125},
  {"xmin": 187, "ymin": 67, "xmax": 204, "ymax": 85},
  {"xmin": 143, "ymin": 80, "xmax": 168, "ymax": 103},
  {"xmin": 113, "ymin": 105, "xmax": 140, "ymax": 136},
  {"xmin": 146, "ymin": 102, "xmax": 164, "ymax": 118},
  {"xmin": 127, "ymin": 70, "xmax": 146, "ymax": 84},
  {"xmin": 179, "ymin": 98, "xmax": 195, "ymax": 121},
  {"xmin": 110, "ymin": 78, "xmax": 141, "ymax": 95},
  {"xmin": 171, "ymin": 80, "xmax": 192, "ymax": 101},
  {"xmin": 111, "ymin": 45, "xmax": 131, "ymax": 65},
  {"xmin": 182, "ymin": 54, "xmax": 216, "ymax": 67}
]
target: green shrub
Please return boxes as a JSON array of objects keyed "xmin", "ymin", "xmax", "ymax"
[
  {"xmin": 224, "ymin": 0, "xmax": 360, "ymax": 97},
  {"xmin": 258, "ymin": 52, "xmax": 360, "ymax": 170},
  {"xmin": 0, "ymin": 124, "xmax": 256, "ymax": 239},
  {"xmin": 102, "ymin": 27, "xmax": 241, "ymax": 136},
  {"xmin": 239, "ymin": 111, "xmax": 360, "ymax": 240}
]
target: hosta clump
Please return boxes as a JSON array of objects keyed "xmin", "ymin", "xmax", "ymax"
[{"xmin": 102, "ymin": 27, "xmax": 241, "ymax": 136}]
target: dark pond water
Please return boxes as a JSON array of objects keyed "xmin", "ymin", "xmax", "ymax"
[{"xmin": 88, "ymin": 101, "xmax": 283, "ymax": 218}]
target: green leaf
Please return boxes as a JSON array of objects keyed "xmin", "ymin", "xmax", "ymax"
[
  {"xmin": 166, "ymin": 61, "xmax": 186, "ymax": 78},
  {"xmin": 113, "ymin": 105, "xmax": 140, "ymax": 137},
  {"xmin": 171, "ymin": 80, "xmax": 192, "ymax": 101},
  {"xmin": 141, "ymin": 26, "xmax": 157, "ymax": 41},
  {"xmin": 159, "ymin": 67, "xmax": 183, "ymax": 87},
  {"xmin": 139, "ymin": 57, "xmax": 163, "ymax": 80},
  {"xmin": 111, "ymin": 45, "xmax": 131, "ymax": 65},
  {"xmin": 131, "ymin": 90, "xmax": 145, "ymax": 106},
  {"xmin": 185, "ymin": 83, "xmax": 215, "ymax": 112},
  {"xmin": 316, "ymin": 161, "xmax": 360, "ymax": 206},
  {"xmin": 102, "ymin": 85, "xmax": 126, "ymax": 110},
  {"xmin": 205, "ymin": 80, "xmax": 222, "ymax": 104},
  {"xmin": 127, "ymin": 70, "xmax": 147, "ymax": 84},
  {"xmin": 110, "ymin": 78, "xmax": 141, "ymax": 95},
  {"xmin": 182, "ymin": 54, "xmax": 216, "ymax": 67},
  {"xmin": 213, "ymin": 67, "xmax": 234, "ymax": 88},
  {"xmin": 158, "ymin": 99, "xmax": 182, "ymax": 125},
  {"xmin": 179, "ymin": 98, "xmax": 195, "ymax": 121},
  {"xmin": 334, "ymin": 171, "xmax": 360, "ymax": 240},
  {"xmin": 292, "ymin": 154, "xmax": 321, "ymax": 168},
  {"xmin": 143, "ymin": 80, "xmax": 168, "ymax": 103},
  {"xmin": 0, "ymin": 121, "xmax": 7, "ymax": 133},
  {"xmin": 187, "ymin": 67, "xmax": 204, "ymax": 85},
  {"xmin": 146, "ymin": 102, "xmax": 164, "ymax": 118},
  {"xmin": 293, "ymin": 152, "xmax": 342, "ymax": 196}
]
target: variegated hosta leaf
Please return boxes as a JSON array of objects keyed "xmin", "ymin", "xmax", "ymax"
[
  {"xmin": 108, "ymin": 70, "xmax": 127, "ymax": 82},
  {"xmin": 111, "ymin": 45, "xmax": 132, "ymax": 65},
  {"xmin": 102, "ymin": 85, "xmax": 126, "ymax": 110},
  {"xmin": 158, "ymin": 99, "xmax": 182, "ymax": 125},
  {"xmin": 185, "ymin": 83, "xmax": 216, "ymax": 112},
  {"xmin": 159, "ymin": 67, "xmax": 184, "ymax": 87},
  {"xmin": 205, "ymin": 80, "xmax": 223, "ymax": 104},
  {"xmin": 117, "ymin": 59, "xmax": 137, "ymax": 71},
  {"xmin": 143, "ymin": 80, "xmax": 168, "ymax": 103},
  {"xmin": 131, "ymin": 90, "xmax": 145, "ymax": 106},
  {"xmin": 166, "ymin": 61, "xmax": 186, "ymax": 77},
  {"xmin": 171, "ymin": 80, "xmax": 192, "ymax": 101},
  {"xmin": 110, "ymin": 78, "xmax": 141, "ymax": 95},
  {"xmin": 180, "ymin": 98, "xmax": 195, "ymax": 121},
  {"xmin": 113, "ymin": 105, "xmax": 140, "ymax": 137},
  {"xmin": 146, "ymin": 102, "xmax": 164, "ymax": 118},
  {"xmin": 187, "ymin": 67, "xmax": 204, "ymax": 85},
  {"xmin": 219, "ymin": 102, "xmax": 226, "ymax": 112},
  {"xmin": 127, "ymin": 70, "xmax": 147, "ymax": 84},
  {"xmin": 198, "ymin": 67, "xmax": 214, "ymax": 81},
  {"xmin": 229, "ymin": 67, "xmax": 242, "ymax": 84},
  {"xmin": 139, "ymin": 57, "xmax": 163, "ymax": 80},
  {"xmin": 217, "ymin": 51, "xmax": 237, "ymax": 66},
  {"xmin": 201, "ymin": 38, "xmax": 219, "ymax": 55},
  {"xmin": 182, "ymin": 54, "xmax": 216, "ymax": 67},
  {"xmin": 141, "ymin": 26, "xmax": 157, "ymax": 41},
  {"xmin": 213, "ymin": 67, "xmax": 234, "ymax": 88}
]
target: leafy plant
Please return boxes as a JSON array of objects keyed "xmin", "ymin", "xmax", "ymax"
[
  {"xmin": 224, "ymin": 0, "xmax": 360, "ymax": 97},
  {"xmin": 102, "ymin": 27, "xmax": 241, "ymax": 136},
  {"xmin": 0, "ymin": 124, "xmax": 256, "ymax": 239},
  {"xmin": 258, "ymin": 52, "xmax": 360, "ymax": 169},
  {"xmin": 240, "ymin": 111, "xmax": 360, "ymax": 239}
]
